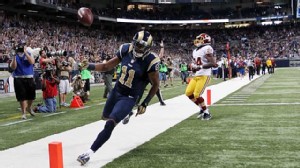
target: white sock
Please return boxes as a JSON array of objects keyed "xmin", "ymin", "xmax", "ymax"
[
  {"xmin": 204, "ymin": 109, "xmax": 210, "ymax": 114},
  {"xmin": 85, "ymin": 149, "xmax": 95, "ymax": 156}
]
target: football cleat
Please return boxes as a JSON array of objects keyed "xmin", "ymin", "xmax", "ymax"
[
  {"xmin": 197, "ymin": 110, "xmax": 204, "ymax": 119},
  {"xmin": 77, "ymin": 153, "xmax": 90, "ymax": 166},
  {"xmin": 21, "ymin": 114, "xmax": 27, "ymax": 120},
  {"xmin": 27, "ymin": 108, "xmax": 35, "ymax": 116},
  {"xmin": 122, "ymin": 111, "xmax": 134, "ymax": 125},
  {"xmin": 202, "ymin": 112, "xmax": 212, "ymax": 120},
  {"xmin": 160, "ymin": 102, "xmax": 166, "ymax": 106}
]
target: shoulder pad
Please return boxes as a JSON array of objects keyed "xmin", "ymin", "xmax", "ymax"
[
  {"xmin": 146, "ymin": 53, "xmax": 161, "ymax": 72},
  {"xmin": 117, "ymin": 43, "xmax": 133, "ymax": 59}
]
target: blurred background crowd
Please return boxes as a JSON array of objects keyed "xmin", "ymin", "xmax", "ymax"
[{"xmin": 1, "ymin": 12, "xmax": 300, "ymax": 67}]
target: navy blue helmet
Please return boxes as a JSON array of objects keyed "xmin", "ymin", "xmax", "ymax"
[{"xmin": 132, "ymin": 30, "xmax": 153, "ymax": 58}]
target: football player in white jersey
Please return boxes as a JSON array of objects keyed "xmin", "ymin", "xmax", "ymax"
[{"xmin": 185, "ymin": 33, "xmax": 218, "ymax": 120}]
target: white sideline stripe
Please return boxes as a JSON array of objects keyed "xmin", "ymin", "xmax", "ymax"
[
  {"xmin": 42, "ymin": 111, "xmax": 67, "ymax": 117},
  {"xmin": 214, "ymin": 102, "xmax": 300, "ymax": 106},
  {"xmin": 73, "ymin": 106, "xmax": 91, "ymax": 111},
  {"xmin": 0, "ymin": 76, "xmax": 259, "ymax": 168},
  {"xmin": 1, "ymin": 119, "xmax": 33, "ymax": 126}
]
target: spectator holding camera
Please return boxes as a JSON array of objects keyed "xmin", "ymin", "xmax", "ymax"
[
  {"xmin": 10, "ymin": 42, "xmax": 36, "ymax": 120},
  {"xmin": 71, "ymin": 74, "xmax": 88, "ymax": 103},
  {"xmin": 34, "ymin": 66, "xmax": 59, "ymax": 113},
  {"xmin": 39, "ymin": 49, "xmax": 56, "ymax": 70},
  {"xmin": 57, "ymin": 56, "xmax": 72, "ymax": 107}
]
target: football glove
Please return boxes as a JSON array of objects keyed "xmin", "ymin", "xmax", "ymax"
[{"xmin": 136, "ymin": 102, "xmax": 147, "ymax": 116}]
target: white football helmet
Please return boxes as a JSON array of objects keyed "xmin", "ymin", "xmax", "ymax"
[{"xmin": 194, "ymin": 33, "xmax": 211, "ymax": 47}]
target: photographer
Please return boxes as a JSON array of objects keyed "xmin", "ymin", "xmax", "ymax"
[
  {"xmin": 57, "ymin": 55, "xmax": 72, "ymax": 107},
  {"xmin": 34, "ymin": 65, "xmax": 59, "ymax": 113},
  {"xmin": 102, "ymin": 55, "xmax": 114, "ymax": 98},
  {"xmin": 39, "ymin": 49, "xmax": 56, "ymax": 70},
  {"xmin": 71, "ymin": 74, "xmax": 88, "ymax": 103},
  {"xmin": 10, "ymin": 42, "xmax": 36, "ymax": 120}
]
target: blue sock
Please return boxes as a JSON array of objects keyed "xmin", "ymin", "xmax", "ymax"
[{"xmin": 91, "ymin": 120, "xmax": 115, "ymax": 152}]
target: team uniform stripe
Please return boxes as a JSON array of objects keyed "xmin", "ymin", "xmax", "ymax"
[
  {"xmin": 147, "ymin": 57, "xmax": 160, "ymax": 71},
  {"xmin": 199, "ymin": 76, "xmax": 211, "ymax": 96},
  {"xmin": 119, "ymin": 44, "xmax": 124, "ymax": 58},
  {"xmin": 137, "ymin": 31, "xmax": 144, "ymax": 41},
  {"xmin": 147, "ymin": 35, "xmax": 153, "ymax": 46},
  {"xmin": 129, "ymin": 44, "xmax": 133, "ymax": 52}
]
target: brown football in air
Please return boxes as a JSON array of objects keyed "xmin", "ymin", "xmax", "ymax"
[{"xmin": 77, "ymin": 7, "xmax": 93, "ymax": 26}]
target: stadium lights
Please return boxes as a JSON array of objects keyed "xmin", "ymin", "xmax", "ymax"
[
  {"xmin": 274, "ymin": 5, "xmax": 282, "ymax": 9},
  {"xmin": 274, "ymin": 20, "xmax": 282, "ymax": 24},
  {"xmin": 27, "ymin": 10, "xmax": 38, "ymax": 13},
  {"xmin": 116, "ymin": 18, "xmax": 229, "ymax": 24}
]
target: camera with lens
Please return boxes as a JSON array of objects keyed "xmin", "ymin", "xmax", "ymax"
[
  {"xmin": 45, "ymin": 63, "xmax": 54, "ymax": 72},
  {"xmin": 15, "ymin": 42, "xmax": 26, "ymax": 53},
  {"xmin": 43, "ymin": 63, "xmax": 54, "ymax": 78},
  {"xmin": 62, "ymin": 61, "xmax": 70, "ymax": 67},
  {"xmin": 46, "ymin": 50, "xmax": 67, "ymax": 57}
]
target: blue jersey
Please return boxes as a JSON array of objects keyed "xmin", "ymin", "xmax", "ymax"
[
  {"xmin": 115, "ymin": 43, "xmax": 160, "ymax": 98},
  {"xmin": 13, "ymin": 53, "xmax": 34, "ymax": 77}
]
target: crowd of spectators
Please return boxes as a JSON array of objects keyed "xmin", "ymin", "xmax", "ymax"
[
  {"xmin": 41, "ymin": 0, "xmax": 291, "ymax": 20},
  {"xmin": 1, "ymin": 13, "xmax": 300, "ymax": 73}
]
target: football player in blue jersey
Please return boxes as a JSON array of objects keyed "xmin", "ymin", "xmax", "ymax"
[{"xmin": 77, "ymin": 30, "xmax": 160, "ymax": 166}]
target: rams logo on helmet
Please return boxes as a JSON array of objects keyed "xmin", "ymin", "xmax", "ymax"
[
  {"xmin": 132, "ymin": 30, "xmax": 153, "ymax": 58},
  {"xmin": 194, "ymin": 33, "xmax": 211, "ymax": 47}
]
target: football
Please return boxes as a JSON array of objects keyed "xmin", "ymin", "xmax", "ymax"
[{"xmin": 77, "ymin": 7, "xmax": 93, "ymax": 27}]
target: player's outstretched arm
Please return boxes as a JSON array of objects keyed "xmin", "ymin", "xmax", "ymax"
[
  {"xmin": 159, "ymin": 40, "xmax": 164, "ymax": 58},
  {"xmin": 82, "ymin": 57, "xmax": 121, "ymax": 72}
]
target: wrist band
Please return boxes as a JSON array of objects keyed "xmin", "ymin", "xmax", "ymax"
[{"xmin": 142, "ymin": 95, "xmax": 152, "ymax": 106}]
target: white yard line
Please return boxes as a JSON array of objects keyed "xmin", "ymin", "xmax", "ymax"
[
  {"xmin": 73, "ymin": 106, "xmax": 91, "ymax": 111},
  {"xmin": 1, "ymin": 119, "xmax": 33, "ymax": 126},
  {"xmin": 0, "ymin": 76, "xmax": 259, "ymax": 168},
  {"xmin": 214, "ymin": 102, "xmax": 300, "ymax": 106},
  {"xmin": 42, "ymin": 111, "xmax": 67, "ymax": 117}
]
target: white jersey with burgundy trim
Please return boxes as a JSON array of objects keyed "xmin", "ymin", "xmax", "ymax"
[{"xmin": 192, "ymin": 45, "xmax": 214, "ymax": 76}]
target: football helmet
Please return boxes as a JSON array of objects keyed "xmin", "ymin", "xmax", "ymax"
[
  {"xmin": 194, "ymin": 33, "xmax": 211, "ymax": 47},
  {"xmin": 132, "ymin": 30, "xmax": 153, "ymax": 58}
]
